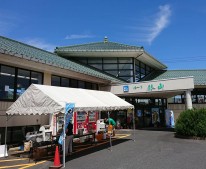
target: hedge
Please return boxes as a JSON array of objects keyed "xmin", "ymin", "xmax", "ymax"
[{"xmin": 175, "ymin": 108, "xmax": 206, "ymax": 138}]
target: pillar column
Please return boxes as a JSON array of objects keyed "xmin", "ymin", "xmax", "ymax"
[
  {"xmin": 43, "ymin": 72, "xmax": 51, "ymax": 85},
  {"xmin": 185, "ymin": 90, "xmax": 193, "ymax": 109}
]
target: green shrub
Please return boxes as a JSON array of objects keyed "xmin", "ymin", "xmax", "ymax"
[{"xmin": 175, "ymin": 108, "xmax": 206, "ymax": 138}]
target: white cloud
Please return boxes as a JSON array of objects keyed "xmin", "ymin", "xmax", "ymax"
[
  {"xmin": 148, "ymin": 5, "xmax": 171, "ymax": 44},
  {"xmin": 24, "ymin": 38, "xmax": 56, "ymax": 52},
  {"xmin": 134, "ymin": 4, "xmax": 171, "ymax": 44},
  {"xmin": 65, "ymin": 34, "xmax": 94, "ymax": 40}
]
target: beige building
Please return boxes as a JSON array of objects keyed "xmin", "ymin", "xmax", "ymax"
[{"xmin": 0, "ymin": 36, "xmax": 205, "ymax": 143}]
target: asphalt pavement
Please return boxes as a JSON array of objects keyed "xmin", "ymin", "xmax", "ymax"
[
  {"xmin": 34, "ymin": 129, "xmax": 206, "ymax": 169},
  {"xmin": 1, "ymin": 129, "xmax": 206, "ymax": 169}
]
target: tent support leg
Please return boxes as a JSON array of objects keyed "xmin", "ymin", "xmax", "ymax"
[
  {"xmin": 4, "ymin": 114, "xmax": 8, "ymax": 157},
  {"xmin": 108, "ymin": 111, "xmax": 112, "ymax": 151},
  {"xmin": 132, "ymin": 109, "xmax": 136, "ymax": 142},
  {"xmin": 63, "ymin": 110, "xmax": 66, "ymax": 168}
]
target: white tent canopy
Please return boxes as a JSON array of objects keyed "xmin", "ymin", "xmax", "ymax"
[
  {"xmin": 5, "ymin": 84, "xmax": 135, "ymax": 163},
  {"xmin": 6, "ymin": 84, "xmax": 134, "ymax": 115}
]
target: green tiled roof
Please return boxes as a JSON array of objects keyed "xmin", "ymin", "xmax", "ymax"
[
  {"xmin": 0, "ymin": 36, "xmax": 124, "ymax": 83},
  {"xmin": 142, "ymin": 70, "xmax": 206, "ymax": 85},
  {"xmin": 55, "ymin": 39, "xmax": 144, "ymax": 52}
]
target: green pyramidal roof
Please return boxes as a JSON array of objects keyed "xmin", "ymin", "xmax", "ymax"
[
  {"xmin": 0, "ymin": 36, "xmax": 124, "ymax": 83},
  {"xmin": 54, "ymin": 37, "xmax": 167, "ymax": 70},
  {"xmin": 141, "ymin": 70, "xmax": 206, "ymax": 85},
  {"xmin": 55, "ymin": 38, "xmax": 144, "ymax": 52}
]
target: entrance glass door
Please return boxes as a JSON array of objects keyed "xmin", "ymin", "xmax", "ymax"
[
  {"xmin": 136, "ymin": 109, "xmax": 152, "ymax": 128},
  {"xmin": 143, "ymin": 109, "xmax": 152, "ymax": 127}
]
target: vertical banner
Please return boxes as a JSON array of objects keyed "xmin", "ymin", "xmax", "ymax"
[{"xmin": 58, "ymin": 103, "xmax": 75, "ymax": 145}]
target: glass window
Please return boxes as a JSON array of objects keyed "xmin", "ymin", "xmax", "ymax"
[
  {"xmin": 168, "ymin": 97, "xmax": 174, "ymax": 103},
  {"xmin": 0, "ymin": 65, "xmax": 15, "ymax": 100},
  {"xmin": 155, "ymin": 99, "xmax": 159, "ymax": 105},
  {"xmin": 174, "ymin": 95, "xmax": 182, "ymax": 103},
  {"xmin": 16, "ymin": 69, "xmax": 30, "ymax": 98},
  {"xmin": 119, "ymin": 70, "xmax": 133, "ymax": 76},
  {"xmin": 85, "ymin": 82, "xmax": 92, "ymax": 89},
  {"xmin": 78, "ymin": 80, "xmax": 85, "ymax": 89},
  {"xmin": 135, "ymin": 72, "xmax": 140, "ymax": 79},
  {"xmin": 119, "ymin": 64, "xmax": 133, "ymax": 69},
  {"xmin": 138, "ymin": 99, "xmax": 149, "ymax": 105},
  {"xmin": 140, "ymin": 62, "xmax": 146, "ymax": 75},
  {"xmin": 181, "ymin": 94, "xmax": 185, "ymax": 103},
  {"xmin": 163, "ymin": 99, "xmax": 167, "ymax": 105},
  {"xmin": 105, "ymin": 70, "xmax": 118, "ymax": 76},
  {"xmin": 88, "ymin": 58, "xmax": 102, "ymax": 64},
  {"xmin": 70, "ymin": 79, "xmax": 78, "ymax": 88},
  {"xmin": 192, "ymin": 95, "xmax": 197, "ymax": 103},
  {"xmin": 119, "ymin": 76, "xmax": 133, "ymax": 82},
  {"xmin": 159, "ymin": 99, "xmax": 162, "ymax": 106},
  {"xmin": 92, "ymin": 83, "xmax": 98, "ymax": 90},
  {"xmin": 31, "ymin": 71, "xmax": 42, "ymax": 84},
  {"xmin": 51, "ymin": 76, "xmax": 61, "ymax": 86},
  {"xmin": 135, "ymin": 65, "xmax": 140, "ymax": 72},
  {"xmin": 141, "ymin": 67, "xmax": 146, "ymax": 75},
  {"xmin": 61, "ymin": 78, "xmax": 70, "ymax": 87},
  {"xmin": 103, "ymin": 64, "xmax": 118, "ymax": 70},
  {"xmin": 140, "ymin": 74, "xmax": 145, "ymax": 79},
  {"xmin": 135, "ymin": 59, "xmax": 140, "ymax": 65},
  {"xmin": 90, "ymin": 64, "xmax": 103, "ymax": 70},
  {"xmin": 76, "ymin": 58, "xmax": 87, "ymax": 64},
  {"xmin": 197, "ymin": 95, "xmax": 204, "ymax": 103},
  {"xmin": 135, "ymin": 77, "xmax": 140, "ymax": 82},
  {"xmin": 146, "ymin": 65, "xmax": 151, "ymax": 75},
  {"xmin": 103, "ymin": 58, "xmax": 117, "ymax": 63},
  {"xmin": 119, "ymin": 58, "xmax": 132, "ymax": 64}
]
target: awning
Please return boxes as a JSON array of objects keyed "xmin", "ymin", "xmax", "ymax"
[{"xmin": 6, "ymin": 84, "xmax": 134, "ymax": 115}]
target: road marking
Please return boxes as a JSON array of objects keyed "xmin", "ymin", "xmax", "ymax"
[
  {"xmin": 0, "ymin": 158, "xmax": 29, "ymax": 163},
  {"xmin": 0, "ymin": 134, "xmax": 130, "ymax": 169},
  {"xmin": 115, "ymin": 134, "xmax": 130, "ymax": 138},
  {"xmin": 0, "ymin": 163, "xmax": 29, "ymax": 169},
  {"xmin": 19, "ymin": 160, "xmax": 47, "ymax": 169}
]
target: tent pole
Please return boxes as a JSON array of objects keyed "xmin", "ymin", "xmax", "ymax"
[
  {"xmin": 4, "ymin": 114, "xmax": 8, "ymax": 157},
  {"xmin": 108, "ymin": 111, "xmax": 112, "ymax": 151},
  {"xmin": 132, "ymin": 109, "xmax": 136, "ymax": 142},
  {"xmin": 63, "ymin": 109, "xmax": 66, "ymax": 168}
]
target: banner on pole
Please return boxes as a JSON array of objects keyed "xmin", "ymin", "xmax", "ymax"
[{"xmin": 58, "ymin": 103, "xmax": 75, "ymax": 145}]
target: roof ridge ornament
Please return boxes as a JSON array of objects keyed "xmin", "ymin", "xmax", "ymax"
[{"xmin": 104, "ymin": 36, "xmax": 108, "ymax": 43}]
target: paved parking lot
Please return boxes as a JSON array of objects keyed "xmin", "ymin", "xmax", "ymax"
[{"xmin": 1, "ymin": 130, "xmax": 206, "ymax": 169}]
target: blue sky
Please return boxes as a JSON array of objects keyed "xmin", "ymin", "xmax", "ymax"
[{"xmin": 1, "ymin": 0, "xmax": 206, "ymax": 70}]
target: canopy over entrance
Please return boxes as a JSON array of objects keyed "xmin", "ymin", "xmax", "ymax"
[{"xmin": 6, "ymin": 84, "xmax": 134, "ymax": 115}]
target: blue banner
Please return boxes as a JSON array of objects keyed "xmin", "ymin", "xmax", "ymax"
[{"xmin": 58, "ymin": 103, "xmax": 75, "ymax": 145}]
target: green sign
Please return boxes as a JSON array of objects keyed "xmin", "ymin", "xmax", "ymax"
[
  {"xmin": 133, "ymin": 85, "xmax": 142, "ymax": 90},
  {"xmin": 147, "ymin": 83, "xmax": 164, "ymax": 91},
  {"xmin": 147, "ymin": 84, "xmax": 155, "ymax": 91},
  {"xmin": 158, "ymin": 83, "xmax": 164, "ymax": 90}
]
